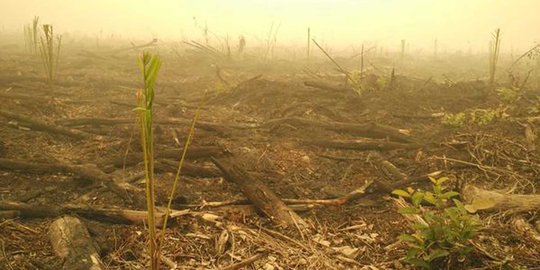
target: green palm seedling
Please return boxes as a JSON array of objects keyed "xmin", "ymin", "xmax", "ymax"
[{"xmin": 136, "ymin": 51, "xmax": 162, "ymax": 270}]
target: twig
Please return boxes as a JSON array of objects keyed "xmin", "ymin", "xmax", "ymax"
[
  {"xmin": 311, "ymin": 39, "xmax": 353, "ymax": 82},
  {"xmin": 218, "ymin": 253, "xmax": 266, "ymax": 270}
]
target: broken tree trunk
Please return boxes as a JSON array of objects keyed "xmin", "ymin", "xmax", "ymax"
[
  {"xmin": 211, "ymin": 156, "xmax": 307, "ymax": 229},
  {"xmin": 99, "ymin": 145, "xmax": 225, "ymax": 170},
  {"xmin": 512, "ymin": 217, "xmax": 540, "ymax": 243},
  {"xmin": 0, "ymin": 109, "xmax": 89, "ymax": 139},
  {"xmin": 306, "ymin": 139, "xmax": 420, "ymax": 151},
  {"xmin": 55, "ymin": 117, "xmax": 254, "ymax": 133},
  {"xmin": 304, "ymin": 80, "xmax": 354, "ymax": 93},
  {"xmin": 0, "ymin": 200, "xmax": 189, "ymax": 225},
  {"xmin": 264, "ymin": 117, "xmax": 414, "ymax": 143},
  {"xmin": 0, "ymin": 158, "xmax": 142, "ymax": 206},
  {"xmin": 462, "ymin": 185, "xmax": 540, "ymax": 213},
  {"xmin": 49, "ymin": 216, "xmax": 104, "ymax": 270},
  {"xmin": 155, "ymin": 159, "xmax": 222, "ymax": 178}
]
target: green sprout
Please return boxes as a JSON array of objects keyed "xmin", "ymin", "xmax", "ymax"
[{"xmin": 136, "ymin": 51, "xmax": 162, "ymax": 270}]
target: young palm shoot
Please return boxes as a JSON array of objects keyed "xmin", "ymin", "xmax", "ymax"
[
  {"xmin": 136, "ymin": 51, "xmax": 162, "ymax": 270},
  {"xmin": 39, "ymin": 24, "xmax": 62, "ymax": 82}
]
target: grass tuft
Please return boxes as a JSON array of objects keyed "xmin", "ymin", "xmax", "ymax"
[{"xmin": 38, "ymin": 24, "xmax": 62, "ymax": 82}]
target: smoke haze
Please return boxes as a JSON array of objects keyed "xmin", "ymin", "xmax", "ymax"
[{"xmin": 1, "ymin": 0, "xmax": 539, "ymax": 51}]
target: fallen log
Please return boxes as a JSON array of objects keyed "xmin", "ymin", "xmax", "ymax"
[
  {"xmin": 0, "ymin": 200, "xmax": 189, "ymax": 225},
  {"xmin": 305, "ymin": 139, "xmax": 420, "ymax": 151},
  {"xmin": 462, "ymin": 185, "xmax": 540, "ymax": 213},
  {"xmin": 0, "ymin": 91, "xmax": 50, "ymax": 101},
  {"xmin": 0, "ymin": 158, "xmax": 142, "ymax": 206},
  {"xmin": 0, "ymin": 109, "xmax": 88, "ymax": 139},
  {"xmin": 368, "ymin": 152, "xmax": 408, "ymax": 182},
  {"xmin": 211, "ymin": 156, "xmax": 307, "ymax": 229},
  {"xmin": 55, "ymin": 117, "xmax": 133, "ymax": 126},
  {"xmin": 304, "ymin": 80, "xmax": 354, "ymax": 92},
  {"xmin": 178, "ymin": 180, "xmax": 373, "ymax": 211},
  {"xmin": 99, "ymin": 146, "xmax": 226, "ymax": 169},
  {"xmin": 0, "ymin": 210, "xmax": 19, "ymax": 219},
  {"xmin": 156, "ymin": 159, "xmax": 222, "ymax": 178},
  {"xmin": 111, "ymin": 38, "xmax": 158, "ymax": 53},
  {"xmin": 55, "ymin": 117, "xmax": 255, "ymax": 134},
  {"xmin": 49, "ymin": 216, "xmax": 104, "ymax": 270},
  {"xmin": 512, "ymin": 217, "xmax": 540, "ymax": 243},
  {"xmin": 264, "ymin": 117, "xmax": 414, "ymax": 143},
  {"xmin": 219, "ymin": 253, "xmax": 266, "ymax": 270}
]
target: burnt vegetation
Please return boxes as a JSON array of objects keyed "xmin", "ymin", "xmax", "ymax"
[{"xmin": 1, "ymin": 17, "xmax": 540, "ymax": 270}]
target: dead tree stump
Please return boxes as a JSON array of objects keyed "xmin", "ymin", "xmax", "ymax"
[
  {"xmin": 212, "ymin": 157, "xmax": 307, "ymax": 229},
  {"xmin": 462, "ymin": 185, "xmax": 540, "ymax": 213},
  {"xmin": 49, "ymin": 216, "xmax": 104, "ymax": 270}
]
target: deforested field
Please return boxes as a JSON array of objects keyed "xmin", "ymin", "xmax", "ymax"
[{"xmin": 1, "ymin": 16, "xmax": 540, "ymax": 270}]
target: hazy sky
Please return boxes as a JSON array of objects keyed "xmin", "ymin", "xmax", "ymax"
[{"xmin": 1, "ymin": 0, "xmax": 539, "ymax": 51}]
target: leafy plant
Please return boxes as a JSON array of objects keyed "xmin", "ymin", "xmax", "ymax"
[
  {"xmin": 38, "ymin": 24, "xmax": 62, "ymax": 82},
  {"xmin": 136, "ymin": 51, "xmax": 162, "ymax": 270},
  {"xmin": 441, "ymin": 112, "xmax": 467, "ymax": 128},
  {"xmin": 470, "ymin": 108, "xmax": 501, "ymax": 125},
  {"xmin": 496, "ymin": 87, "xmax": 522, "ymax": 103},
  {"xmin": 393, "ymin": 177, "xmax": 481, "ymax": 269},
  {"xmin": 442, "ymin": 108, "xmax": 504, "ymax": 127},
  {"xmin": 348, "ymin": 71, "xmax": 364, "ymax": 95},
  {"xmin": 376, "ymin": 77, "xmax": 387, "ymax": 90}
]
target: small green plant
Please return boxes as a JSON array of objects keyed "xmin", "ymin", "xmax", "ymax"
[
  {"xmin": 38, "ymin": 24, "xmax": 62, "ymax": 82},
  {"xmin": 349, "ymin": 71, "xmax": 364, "ymax": 95},
  {"xmin": 442, "ymin": 108, "xmax": 504, "ymax": 127},
  {"xmin": 376, "ymin": 77, "xmax": 387, "ymax": 90},
  {"xmin": 496, "ymin": 87, "xmax": 522, "ymax": 103},
  {"xmin": 136, "ymin": 51, "xmax": 162, "ymax": 270},
  {"xmin": 393, "ymin": 177, "xmax": 481, "ymax": 269},
  {"xmin": 441, "ymin": 112, "xmax": 467, "ymax": 128},
  {"xmin": 470, "ymin": 108, "xmax": 501, "ymax": 125}
]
